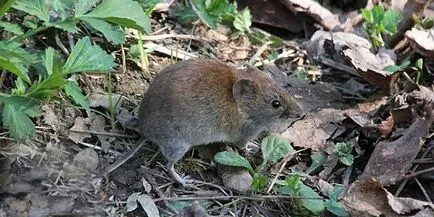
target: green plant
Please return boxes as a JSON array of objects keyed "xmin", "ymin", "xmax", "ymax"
[
  {"xmin": 361, "ymin": 4, "xmax": 402, "ymax": 49},
  {"xmin": 0, "ymin": 0, "xmax": 152, "ymax": 141},
  {"xmin": 325, "ymin": 185, "xmax": 349, "ymax": 217},
  {"xmin": 0, "ymin": 37, "xmax": 116, "ymax": 141},
  {"xmin": 335, "ymin": 142, "xmax": 354, "ymax": 166},
  {"xmin": 413, "ymin": 15, "xmax": 434, "ymax": 29},
  {"xmin": 173, "ymin": 0, "xmax": 251, "ymax": 33},
  {"xmin": 277, "ymin": 174, "xmax": 325, "ymax": 215},
  {"xmin": 12, "ymin": 0, "xmax": 151, "ymax": 44},
  {"xmin": 214, "ymin": 134, "xmax": 294, "ymax": 192}
]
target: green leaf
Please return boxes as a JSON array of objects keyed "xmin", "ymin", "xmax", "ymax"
[
  {"xmin": 63, "ymin": 37, "xmax": 116, "ymax": 74},
  {"xmin": 214, "ymin": 151, "xmax": 253, "ymax": 172},
  {"xmin": 371, "ymin": 4, "xmax": 385, "ymax": 25},
  {"xmin": 325, "ymin": 199, "xmax": 348, "ymax": 216},
  {"xmin": 336, "ymin": 142, "xmax": 354, "ymax": 166},
  {"xmin": 252, "ymin": 173, "xmax": 269, "ymax": 192},
  {"xmin": 82, "ymin": 0, "xmax": 151, "ymax": 33},
  {"xmin": 74, "ymin": 0, "xmax": 99, "ymax": 16},
  {"xmin": 0, "ymin": 57, "xmax": 30, "ymax": 83},
  {"xmin": 421, "ymin": 17, "xmax": 433, "ymax": 29},
  {"xmin": 233, "ymin": 7, "xmax": 251, "ymax": 33},
  {"xmin": 299, "ymin": 184, "xmax": 325, "ymax": 215},
  {"xmin": 0, "ymin": 0, "xmax": 17, "ymax": 20},
  {"xmin": 27, "ymin": 72, "xmax": 65, "ymax": 100},
  {"xmin": 261, "ymin": 134, "xmax": 294, "ymax": 163},
  {"xmin": 206, "ymin": 0, "xmax": 237, "ymax": 23},
  {"xmin": 172, "ymin": 3, "xmax": 199, "ymax": 26},
  {"xmin": 64, "ymin": 79, "xmax": 90, "ymax": 112},
  {"xmin": 0, "ymin": 41, "xmax": 38, "ymax": 84},
  {"xmin": 80, "ymin": 17, "xmax": 125, "ymax": 44},
  {"xmin": 339, "ymin": 155, "xmax": 354, "ymax": 166},
  {"xmin": 415, "ymin": 58, "xmax": 424, "ymax": 71},
  {"xmin": 278, "ymin": 175, "xmax": 325, "ymax": 215},
  {"xmin": 306, "ymin": 151, "xmax": 327, "ymax": 174},
  {"xmin": 383, "ymin": 60, "xmax": 411, "ymax": 73},
  {"xmin": 43, "ymin": 47, "xmax": 64, "ymax": 76},
  {"xmin": 383, "ymin": 9, "xmax": 402, "ymax": 34},
  {"xmin": 361, "ymin": 8, "xmax": 373, "ymax": 24},
  {"xmin": 13, "ymin": 0, "xmax": 50, "ymax": 22},
  {"xmin": 0, "ymin": 21, "xmax": 24, "ymax": 35},
  {"xmin": 383, "ymin": 65, "xmax": 402, "ymax": 73},
  {"xmin": 329, "ymin": 185, "xmax": 346, "ymax": 201},
  {"xmin": 54, "ymin": 20, "xmax": 79, "ymax": 33},
  {"xmin": 11, "ymin": 77, "xmax": 26, "ymax": 95},
  {"xmin": 0, "ymin": 96, "xmax": 40, "ymax": 141}
]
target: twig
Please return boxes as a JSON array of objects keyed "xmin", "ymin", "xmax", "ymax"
[
  {"xmin": 121, "ymin": 44, "xmax": 126, "ymax": 74},
  {"xmin": 267, "ymin": 148, "xmax": 308, "ymax": 193},
  {"xmin": 104, "ymin": 194, "xmax": 323, "ymax": 204},
  {"xmin": 133, "ymin": 33, "xmax": 212, "ymax": 42},
  {"xmin": 395, "ymin": 144, "xmax": 434, "ymax": 196},
  {"xmin": 248, "ymin": 42, "xmax": 271, "ymax": 66},
  {"xmin": 78, "ymin": 141, "xmax": 120, "ymax": 155},
  {"xmin": 0, "ymin": 69, "xmax": 6, "ymax": 89},
  {"xmin": 69, "ymin": 129, "xmax": 136, "ymax": 138},
  {"xmin": 55, "ymin": 32, "xmax": 69, "ymax": 55},
  {"xmin": 402, "ymin": 167, "xmax": 434, "ymax": 180},
  {"xmin": 415, "ymin": 177, "xmax": 433, "ymax": 204}
]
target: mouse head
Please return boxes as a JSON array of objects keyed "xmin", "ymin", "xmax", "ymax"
[{"xmin": 233, "ymin": 69, "xmax": 303, "ymax": 128}]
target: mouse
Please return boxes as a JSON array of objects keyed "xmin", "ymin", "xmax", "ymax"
[{"xmin": 101, "ymin": 59, "xmax": 303, "ymax": 186}]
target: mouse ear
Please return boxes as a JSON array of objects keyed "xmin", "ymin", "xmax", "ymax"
[{"xmin": 233, "ymin": 78, "xmax": 258, "ymax": 100}]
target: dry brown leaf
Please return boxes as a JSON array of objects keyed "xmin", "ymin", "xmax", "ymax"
[
  {"xmin": 342, "ymin": 178, "xmax": 433, "ymax": 217},
  {"xmin": 237, "ymin": 0, "xmax": 308, "ymax": 33},
  {"xmin": 281, "ymin": 108, "xmax": 346, "ymax": 150},
  {"xmin": 377, "ymin": 115, "xmax": 394, "ymax": 137},
  {"xmin": 88, "ymin": 92, "xmax": 123, "ymax": 111},
  {"xmin": 357, "ymin": 98, "xmax": 388, "ymax": 114},
  {"xmin": 68, "ymin": 117, "xmax": 91, "ymax": 144},
  {"xmin": 341, "ymin": 45, "xmax": 398, "ymax": 91},
  {"xmin": 41, "ymin": 104, "xmax": 59, "ymax": 131},
  {"xmin": 73, "ymin": 148, "xmax": 99, "ymax": 172},
  {"xmin": 360, "ymin": 105, "xmax": 432, "ymax": 186},
  {"xmin": 88, "ymin": 113, "xmax": 114, "ymax": 152},
  {"xmin": 205, "ymin": 29, "xmax": 228, "ymax": 42}
]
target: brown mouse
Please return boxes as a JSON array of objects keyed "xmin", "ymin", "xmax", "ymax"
[{"xmin": 101, "ymin": 59, "xmax": 303, "ymax": 185}]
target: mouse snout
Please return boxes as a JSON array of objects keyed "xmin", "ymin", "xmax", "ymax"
[{"xmin": 282, "ymin": 101, "xmax": 305, "ymax": 119}]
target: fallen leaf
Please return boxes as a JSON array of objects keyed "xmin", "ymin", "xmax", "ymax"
[
  {"xmin": 405, "ymin": 28, "xmax": 434, "ymax": 57},
  {"xmin": 68, "ymin": 117, "xmax": 91, "ymax": 144},
  {"xmin": 282, "ymin": 108, "xmax": 346, "ymax": 150},
  {"xmin": 360, "ymin": 104, "xmax": 432, "ymax": 186},
  {"xmin": 341, "ymin": 45, "xmax": 398, "ymax": 91},
  {"xmin": 173, "ymin": 201, "xmax": 210, "ymax": 217},
  {"xmin": 137, "ymin": 194, "xmax": 160, "ymax": 217},
  {"xmin": 73, "ymin": 148, "xmax": 99, "ymax": 172},
  {"xmin": 342, "ymin": 179, "xmax": 434, "ymax": 217}
]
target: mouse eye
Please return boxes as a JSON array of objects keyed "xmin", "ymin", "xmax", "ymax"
[{"xmin": 271, "ymin": 100, "xmax": 281, "ymax": 108}]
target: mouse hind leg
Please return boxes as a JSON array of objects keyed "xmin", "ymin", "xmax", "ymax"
[{"xmin": 159, "ymin": 140, "xmax": 194, "ymax": 186}]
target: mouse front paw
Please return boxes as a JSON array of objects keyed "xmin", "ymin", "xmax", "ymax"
[{"xmin": 169, "ymin": 167, "xmax": 196, "ymax": 186}]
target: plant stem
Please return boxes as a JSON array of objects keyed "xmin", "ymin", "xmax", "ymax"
[
  {"xmin": 13, "ymin": 25, "xmax": 50, "ymax": 43},
  {"xmin": 137, "ymin": 31, "xmax": 150, "ymax": 77}
]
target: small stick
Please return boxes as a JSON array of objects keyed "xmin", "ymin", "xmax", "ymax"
[{"xmin": 69, "ymin": 129, "xmax": 136, "ymax": 138}]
